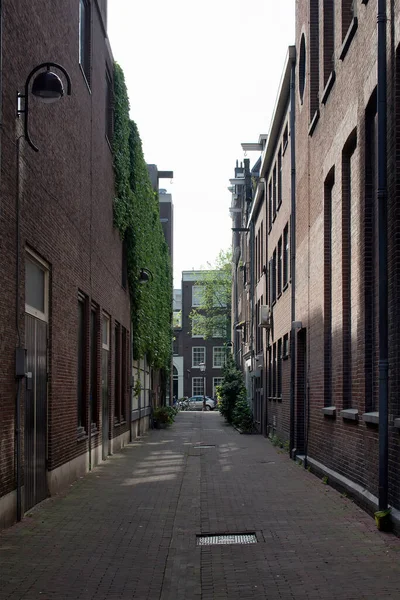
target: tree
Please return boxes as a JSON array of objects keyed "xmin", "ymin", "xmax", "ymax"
[{"xmin": 189, "ymin": 249, "xmax": 232, "ymax": 341}]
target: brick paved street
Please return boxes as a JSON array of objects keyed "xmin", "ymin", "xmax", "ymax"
[{"xmin": 2, "ymin": 412, "xmax": 400, "ymax": 599}]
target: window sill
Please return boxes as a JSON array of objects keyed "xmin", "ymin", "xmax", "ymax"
[
  {"xmin": 362, "ymin": 411, "xmax": 379, "ymax": 425},
  {"xmin": 321, "ymin": 71, "xmax": 336, "ymax": 105},
  {"xmin": 308, "ymin": 108, "xmax": 320, "ymax": 137},
  {"xmin": 283, "ymin": 282, "xmax": 289, "ymax": 293},
  {"xmin": 339, "ymin": 18, "xmax": 358, "ymax": 61},
  {"xmin": 277, "ymin": 200, "xmax": 282, "ymax": 211},
  {"xmin": 79, "ymin": 63, "xmax": 92, "ymax": 94},
  {"xmin": 341, "ymin": 408, "xmax": 358, "ymax": 421},
  {"xmin": 322, "ymin": 406, "xmax": 336, "ymax": 417},
  {"xmin": 77, "ymin": 426, "xmax": 87, "ymax": 441}
]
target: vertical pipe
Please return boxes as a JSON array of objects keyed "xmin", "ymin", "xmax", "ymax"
[
  {"xmin": 16, "ymin": 133, "xmax": 22, "ymax": 522},
  {"xmin": 377, "ymin": 0, "xmax": 388, "ymax": 511},
  {"xmin": 289, "ymin": 54, "xmax": 297, "ymax": 458}
]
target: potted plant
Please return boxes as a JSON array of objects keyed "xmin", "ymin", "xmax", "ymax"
[
  {"xmin": 374, "ymin": 508, "xmax": 392, "ymax": 532},
  {"xmin": 153, "ymin": 406, "xmax": 174, "ymax": 429}
]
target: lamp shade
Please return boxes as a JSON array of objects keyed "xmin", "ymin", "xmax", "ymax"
[{"xmin": 32, "ymin": 71, "xmax": 64, "ymax": 103}]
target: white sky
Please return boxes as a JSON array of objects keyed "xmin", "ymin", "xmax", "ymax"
[{"xmin": 108, "ymin": 1, "xmax": 295, "ymax": 289}]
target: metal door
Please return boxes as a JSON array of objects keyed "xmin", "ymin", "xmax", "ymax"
[
  {"xmin": 24, "ymin": 314, "xmax": 48, "ymax": 511},
  {"xmin": 102, "ymin": 348, "xmax": 109, "ymax": 459}
]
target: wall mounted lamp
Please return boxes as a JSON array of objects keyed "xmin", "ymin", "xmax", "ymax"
[
  {"xmin": 17, "ymin": 62, "xmax": 72, "ymax": 152},
  {"xmin": 139, "ymin": 268, "xmax": 154, "ymax": 284}
]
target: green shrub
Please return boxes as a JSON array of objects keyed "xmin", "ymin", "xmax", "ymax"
[
  {"xmin": 232, "ymin": 392, "xmax": 253, "ymax": 432},
  {"xmin": 153, "ymin": 406, "xmax": 174, "ymax": 425},
  {"xmin": 217, "ymin": 354, "xmax": 247, "ymax": 424}
]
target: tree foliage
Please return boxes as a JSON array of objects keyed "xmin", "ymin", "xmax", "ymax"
[
  {"xmin": 112, "ymin": 63, "xmax": 172, "ymax": 370},
  {"xmin": 189, "ymin": 249, "xmax": 232, "ymax": 341}
]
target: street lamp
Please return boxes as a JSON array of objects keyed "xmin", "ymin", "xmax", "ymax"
[
  {"xmin": 139, "ymin": 267, "xmax": 154, "ymax": 284},
  {"xmin": 17, "ymin": 62, "xmax": 72, "ymax": 152},
  {"xmin": 199, "ymin": 362, "xmax": 206, "ymax": 411}
]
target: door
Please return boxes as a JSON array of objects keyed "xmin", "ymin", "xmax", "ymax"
[
  {"xmin": 101, "ymin": 314, "xmax": 110, "ymax": 459},
  {"xmin": 296, "ymin": 328, "xmax": 307, "ymax": 455},
  {"xmin": 24, "ymin": 254, "xmax": 49, "ymax": 512}
]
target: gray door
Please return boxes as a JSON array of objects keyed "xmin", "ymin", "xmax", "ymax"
[
  {"xmin": 102, "ymin": 348, "xmax": 109, "ymax": 459},
  {"xmin": 24, "ymin": 314, "xmax": 48, "ymax": 511}
]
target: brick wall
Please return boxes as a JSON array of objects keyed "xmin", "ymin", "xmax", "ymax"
[{"xmin": 0, "ymin": 0, "xmax": 131, "ymax": 512}]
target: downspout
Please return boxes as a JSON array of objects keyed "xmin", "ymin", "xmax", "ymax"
[
  {"xmin": 377, "ymin": 0, "xmax": 388, "ymax": 511},
  {"xmin": 15, "ymin": 134, "xmax": 22, "ymax": 522},
  {"xmin": 289, "ymin": 52, "xmax": 297, "ymax": 458}
]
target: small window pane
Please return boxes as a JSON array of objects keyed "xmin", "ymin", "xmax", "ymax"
[
  {"xmin": 102, "ymin": 316, "xmax": 109, "ymax": 347},
  {"xmin": 26, "ymin": 259, "xmax": 45, "ymax": 313}
]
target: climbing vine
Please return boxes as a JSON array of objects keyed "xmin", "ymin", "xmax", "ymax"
[{"xmin": 113, "ymin": 63, "xmax": 172, "ymax": 370}]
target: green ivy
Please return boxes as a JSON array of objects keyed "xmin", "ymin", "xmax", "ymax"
[{"xmin": 113, "ymin": 63, "xmax": 172, "ymax": 370}]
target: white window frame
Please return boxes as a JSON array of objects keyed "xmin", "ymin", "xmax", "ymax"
[
  {"xmin": 212, "ymin": 318, "xmax": 226, "ymax": 338},
  {"xmin": 213, "ymin": 347, "xmax": 225, "ymax": 368},
  {"xmin": 25, "ymin": 249, "xmax": 49, "ymax": 323},
  {"xmin": 192, "ymin": 285, "xmax": 204, "ymax": 307},
  {"xmin": 213, "ymin": 377, "xmax": 223, "ymax": 397},
  {"xmin": 191, "ymin": 315, "xmax": 203, "ymax": 338},
  {"xmin": 192, "ymin": 347, "xmax": 206, "ymax": 368},
  {"xmin": 192, "ymin": 377, "xmax": 205, "ymax": 396}
]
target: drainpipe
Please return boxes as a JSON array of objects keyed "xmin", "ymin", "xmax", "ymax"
[
  {"xmin": 377, "ymin": 0, "xmax": 388, "ymax": 511},
  {"xmin": 289, "ymin": 52, "xmax": 297, "ymax": 458},
  {"xmin": 15, "ymin": 134, "xmax": 22, "ymax": 522}
]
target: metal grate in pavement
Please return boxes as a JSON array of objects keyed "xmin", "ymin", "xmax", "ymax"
[
  {"xmin": 193, "ymin": 445, "xmax": 215, "ymax": 449},
  {"xmin": 197, "ymin": 533, "xmax": 257, "ymax": 546}
]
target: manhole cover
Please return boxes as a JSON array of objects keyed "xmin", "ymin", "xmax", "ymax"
[{"xmin": 197, "ymin": 533, "xmax": 257, "ymax": 546}]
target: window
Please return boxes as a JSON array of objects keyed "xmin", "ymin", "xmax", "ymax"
[
  {"xmin": 277, "ymin": 339, "xmax": 282, "ymax": 399},
  {"xmin": 283, "ymin": 125, "xmax": 288, "ymax": 154},
  {"xmin": 192, "ymin": 377, "xmax": 204, "ymax": 396},
  {"xmin": 268, "ymin": 346, "xmax": 273, "ymax": 400},
  {"xmin": 122, "ymin": 238, "xmax": 128, "ymax": 289},
  {"xmin": 114, "ymin": 322, "xmax": 121, "ymax": 423},
  {"xmin": 271, "ymin": 250, "xmax": 277, "ymax": 304},
  {"xmin": 310, "ymin": 0, "xmax": 320, "ymax": 119},
  {"xmin": 324, "ymin": 167, "xmax": 335, "ymax": 408},
  {"xmin": 106, "ymin": 69, "xmax": 114, "ymax": 143},
  {"xmin": 283, "ymin": 333, "xmax": 289, "ymax": 358},
  {"xmin": 121, "ymin": 327, "xmax": 127, "ymax": 421},
  {"xmin": 299, "ymin": 33, "xmax": 306, "ymax": 102},
  {"xmin": 77, "ymin": 295, "xmax": 87, "ymax": 433},
  {"xmin": 192, "ymin": 285, "xmax": 204, "ymax": 307},
  {"xmin": 278, "ymin": 149, "xmax": 282, "ymax": 208},
  {"xmin": 212, "ymin": 317, "xmax": 226, "ymax": 338},
  {"xmin": 277, "ymin": 237, "xmax": 282, "ymax": 297},
  {"xmin": 323, "ymin": 0, "xmax": 335, "ymax": 86},
  {"xmin": 213, "ymin": 347, "xmax": 225, "ymax": 368},
  {"xmin": 90, "ymin": 305, "xmax": 98, "ymax": 426},
  {"xmin": 213, "ymin": 377, "xmax": 223, "ymax": 397},
  {"xmin": 192, "ymin": 347, "xmax": 206, "ymax": 368},
  {"xmin": 268, "ymin": 180, "xmax": 273, "ymax": 231},
  {"xmin": 272, "ymin": 343, "xmax": 277, "ymax": 398},
  {"xmin": 25, "ymin": 254, "xmax": 48, "ymax": 321},
  {"xmin": 191, "ymin": 315, "xmax": 203, "ymax": 338},
  {"xmin": 79, "ymin": 0, "xmax": 91, "ymax": 84},
  {"xmin": 273, "ymin": 165, "xmax": 277, "ymax": 218},
  {"xmin": 283, "ymin": 224, "xmax": 289, "ymax": 287}
]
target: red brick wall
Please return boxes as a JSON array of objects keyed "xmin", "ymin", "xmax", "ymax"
[
  {"xmin": 295, "ymin": 0, "xmax": 383, "ymax": 498},
  {"xmin": 0, "ymin": 0, "xmax": 131, "ymax": 504}
]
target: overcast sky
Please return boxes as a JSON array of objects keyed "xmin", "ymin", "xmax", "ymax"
[{"xmin": 108, "ymin": 1, "xmax": 295, "ymax": 289}]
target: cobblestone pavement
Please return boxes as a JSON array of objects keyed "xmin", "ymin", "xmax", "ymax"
[{"xmin": 2, "ymin": 412, "xmax": 400, "ymax": 599}]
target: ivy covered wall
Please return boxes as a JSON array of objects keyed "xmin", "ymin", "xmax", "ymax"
[{"xmin": 113, "ymin": 63, "xmax": 172, "ymax": 371}]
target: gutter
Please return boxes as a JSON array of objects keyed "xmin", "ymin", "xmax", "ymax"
[{"xmin": 289, "ymin": 50, "xmax": 296, "ymax": 458}]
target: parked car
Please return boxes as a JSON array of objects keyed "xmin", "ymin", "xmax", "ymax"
[{"xmin": 187, "ymin": 396, "xmax": 217, "ymax": 411}]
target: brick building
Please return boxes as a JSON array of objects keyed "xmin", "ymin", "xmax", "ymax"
[
  {"xmin": 0, "ymin": 0, "xmax": 132, "ymax": 528},
  {"xmin": 173, "ymin": 272, "xmax": 227, "ymax": 402},
  {"xmin": 231, "ymin": 1, "xmax": 400, "ymax": 519}
]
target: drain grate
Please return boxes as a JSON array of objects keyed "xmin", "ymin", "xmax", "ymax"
[
  {"xmin": 193, "ymin": 445, "xmax": 215, "ymax": 449},
  {"xmin": 197, "ymin": 533, "xmax": 257, "ymax": 546}
]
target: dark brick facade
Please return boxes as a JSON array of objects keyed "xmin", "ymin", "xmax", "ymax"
[{"xmin": 0, "ymin": 0, "xmax": 131, "ymax": 527}]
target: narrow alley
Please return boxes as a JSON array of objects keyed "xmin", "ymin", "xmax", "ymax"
[{"xmin": 1, "ymin": 412, "xmax": 400, "ymax": 600}]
